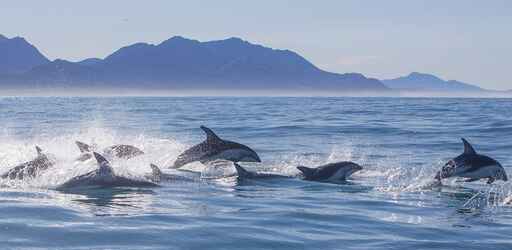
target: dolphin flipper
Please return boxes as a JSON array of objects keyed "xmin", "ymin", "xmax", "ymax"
[
  {"xmin": 200, "ymin": 125, "xmax": 222, "ymax": 143},
  {"xmin": 461, "ymin": 138, "xmax": 477, "ymax": 155}
]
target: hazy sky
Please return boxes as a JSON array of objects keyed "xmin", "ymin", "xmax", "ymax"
[{"xmin": 1, "ymin": 0, "xmax": 510, "ymax": 90}]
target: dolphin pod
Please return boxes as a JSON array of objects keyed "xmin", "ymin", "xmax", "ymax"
[{"xmin": 0, "ymin": 126, "xmax": 509, "ymax": 203}]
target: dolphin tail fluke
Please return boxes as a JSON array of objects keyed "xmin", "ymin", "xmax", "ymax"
[
  {"xmin": 75, "ymin": 141, "xmax": 91, "ymax": 153},
  {"xmin": 233, "ymin": 163, "xmax": 251, "ymax": 178},
  {"xmin": 149, "ymin": 164, "xmax": 162, "ymax": 182},
  {"xmin": 35, "ymin": 146, "xmax": 43, "ymax": 155},
  {"xmin": 200, "ymin": 125, "xmax": 222, "ymax": 143},
  {"xmin": 297, "ymin": 166, "xmax": 315, "ymax": 178},
  {"xmin": 461, "ymin": 138, "xmax": 476, "ymax": 155}
]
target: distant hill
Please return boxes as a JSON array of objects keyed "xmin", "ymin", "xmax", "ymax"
[
  {"xmin": 77, "ymin": 58, "xmax": 102, "ymax": 66},
  {"xmin": 0, "ymin": 35, "xmax": 49, "ymax": 74},
  {"xmin": 382, "ymin": 72, "xmax": 484, "ymax": 92},
  {"xmin": 0, "ymin": 36, "xmax": 388, "ymax": 93}
]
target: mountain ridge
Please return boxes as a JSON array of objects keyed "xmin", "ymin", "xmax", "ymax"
[
  {"xmin": 382, "ymin": 72, "xmax": 484, "ymax": 92},
  {"xmin": 0, "ymin": 35, "xmax": 388, "ymax": 92},
  {"xmin": 0, "ymin": 35, "xmax": 50, "ymax": 74}
]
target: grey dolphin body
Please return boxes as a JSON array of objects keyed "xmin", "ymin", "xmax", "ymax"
[
  {"xmin": 172, "ymin": 126, "xmax": 261, "ymax": 168},
  {"xmin": 435, "ymin": 138, "xmax": 508, "ymax": 184},
  {"xmin": 75, "ymin": 141, "xmax": 144, "ymax": 161},
  {"xmin": 296, "ymin": 161, "xmax": 363, "ymax": 182},
  {"xmin": 1, "ymin": 146, "xmax": 55, "ymax": 180},
  {"xmin": 146, "ymin": 164, "xmax": 195, "ymax": 183},
  {"xmin": 233, "ymin": 163, "xmax": 289, "ymax": 180},
  {"xmin": 58, "ymin": 152, "xmax": 157, "ymax": 190}
]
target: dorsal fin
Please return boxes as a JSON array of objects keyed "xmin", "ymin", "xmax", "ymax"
[
  {"xmin": 297, "ymin": 166, "xmax": 315, "ymax": 178},
  {"xmin": 93, "ymin": 152, "xmax": 114, "ymax": 175},
  {"xmin": 461, "ymin": 138, "xmax": 477, "ymax": 155},
  {"xmin": 75, "ymin": 141, "xmax": 91, "ymax": 153},
  {"xmin": 150, "ymin": 164, "xmax": 162, "ymax": 182},
  {"xmin": 35, "ymin": 146, "xmax": 43, "ymax": 155},
  {"xmin": 233, "ymin": 163, "xmax": 251, "ymax": 178},
  {"xmin": 200, "ymin": 125, "xmax": 222, "ymax": 143}
]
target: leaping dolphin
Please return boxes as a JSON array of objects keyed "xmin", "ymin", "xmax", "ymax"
[
  {"xmin": 75, "ymin": 141, "xmax": 144, "ymax": 161},
  {"xmin": 1, "ymin": 146, "xmax": 56, "ymax": 180},
  {"xmin": 296, "ymin": 161, "xmax": 363, "ymax": 183},
  {"xmin": 57, "ymin": 152, "xmax": 157, "ymax": 190},
  {"xmin": 435, "ymin": 138, "xmax": 508, "ymax": 184},
  {"xmin": 172, "ymin": 126, "xmax": 261, "ymax": 168}
]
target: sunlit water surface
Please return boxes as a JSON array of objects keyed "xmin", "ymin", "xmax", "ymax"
[{"xmin": 1, "ymin": 97, "xmax": 512, "ymax": 249}]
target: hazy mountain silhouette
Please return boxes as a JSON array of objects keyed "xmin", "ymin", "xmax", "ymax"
[
  {"xmin": 0, "ymin": 35, "xmax": 49, "ymax": 74},
  {"xmin": 22, "ymin": 59, "xmax": 100, "ymax": 84},
  {"xmin": 77, "ymin": 58, "xmax": 102, "ymax": 66},
  {"xmin": 0, "ymin": 36, "xmax": 387, "ymax": 92},
  {"xmin": 382, "ymin": 72, "xmax": 484, "ymax": 92}
]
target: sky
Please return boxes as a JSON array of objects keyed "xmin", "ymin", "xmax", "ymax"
[{"xmin": 1, "ymin": 0, "xmax": 511, "ymax": 90}]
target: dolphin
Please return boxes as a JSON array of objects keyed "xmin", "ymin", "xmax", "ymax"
[
  {"xmin": 172, "ymin": 126, "xmax": 261, "ymax": 168},
  {"xmin": 104, "ymin": 144, "xmax": 144, "ymax": 159},
  {"xmin": 145, "ymin": 164, "xmax": 195, "ymax": 183},
  {"xmin": 435, "ymin": 138, "xmax": 508, "ymax": 184},
  {"xmin": 296, "ymin": 161, "xmax": 363, "ymax": 182},
  {"xmin": 75, "ymin": 141, "xmax": 144, "ymax": 161},
  {"xmin": 57, "ymin": 152, "xmax": 158, "ymax": 190},
  {"xmin": 1, "ymin": 146, "xmax": 56, "ymax": 180},
  {"xmin": 233, "ymin": 163, "xmax": 289, "ymax": 180}
]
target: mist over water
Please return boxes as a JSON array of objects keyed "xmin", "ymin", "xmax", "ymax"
[{"xmin": 1, "ymin": 97, "xmax": 512, "ymax": 249}]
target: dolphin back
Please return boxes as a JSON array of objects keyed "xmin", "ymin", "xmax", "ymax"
[
  {"xmin": 233, "ymin": 163, "xmax": 252, "ymax": 178},
  {"xmin": 297, "ymin": 166, "xmax": 315, "ymax": 179}
]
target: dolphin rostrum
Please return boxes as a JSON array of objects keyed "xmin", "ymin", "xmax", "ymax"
[
  {"xmin": 435, "ymin": 138, "xmax": 508, "ymax": 184},
  {"xmin": 57, "ymin": 152, "xmax": 157, "ymax": 190},
  {"xmin": 297, "ymin": 161, "xmax": 363, "ymax": 183},
  {"xmin": 1, "ymin": 146, "xmax": 56, "ymax": 180},
  {"xmin": 172, "ymin": 126, "xmax": 261, "ymax": 168}
]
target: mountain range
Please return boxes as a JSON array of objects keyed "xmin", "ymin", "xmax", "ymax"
[
  {"xmin": 0, "ymin": 35, "xmax": 49, "ymax": 75},
  {"xmin": 0, "ymin": 35, "xmax": 386, "ymax": 93},
  {"xmin": 0, "ymin": 34, "xmax": 502, "ymax": 95},
  {"xmin": 382, "ymin": 72, "xmax": 484, "ymax": 92}
]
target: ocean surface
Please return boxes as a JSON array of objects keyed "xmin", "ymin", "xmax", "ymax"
[{"xmin": 1, "ymin": 97, "xmax": 512, "ymax": 250}]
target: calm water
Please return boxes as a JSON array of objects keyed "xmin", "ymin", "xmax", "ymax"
[{"xmin": 1, "ymin": 97, "xmax": 512, "ymax": 249}]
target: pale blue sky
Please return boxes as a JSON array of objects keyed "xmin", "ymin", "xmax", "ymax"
[{"xmin": 1, "ymin": 0, "xmax": 510, "ymax": 90}]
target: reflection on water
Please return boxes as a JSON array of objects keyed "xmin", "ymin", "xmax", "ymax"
[{"xmin": 61, "ymin": 188, "xmax": 157, "ymax": 216}]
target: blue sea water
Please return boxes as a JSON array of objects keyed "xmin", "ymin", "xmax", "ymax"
[{"xmin": 0, "ymin": 97, "xmax": 512, "ymax": 249}]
